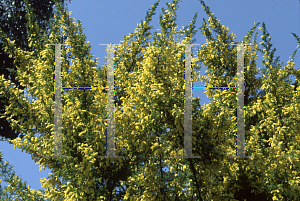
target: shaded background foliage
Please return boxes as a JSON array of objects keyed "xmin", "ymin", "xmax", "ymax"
[{"xmin": 0, "ymin": 0, "xmax": 72, "ymax": 141}]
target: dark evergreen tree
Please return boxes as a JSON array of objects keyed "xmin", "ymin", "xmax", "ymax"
[{"xmin": 0, "ymin": 0, "xmax": 72, "ymax": 141}]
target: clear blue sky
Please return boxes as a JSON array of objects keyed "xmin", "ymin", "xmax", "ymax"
[{"xmin": 0, "ymin": 0, "xmax": 299, "ymax": 194}]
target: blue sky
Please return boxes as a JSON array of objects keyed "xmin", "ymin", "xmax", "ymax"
[{"xmin": 0, "ymin": 0, "xmax": 299, "ymax": 194}]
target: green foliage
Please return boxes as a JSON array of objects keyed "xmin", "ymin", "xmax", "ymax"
[
  {"xmin": 0, "ymin": 149, "xmax": 49, "ymax": 200},
  {"xmin": 0, "ymin": 0, "xmax": 300, "ymax": 200}
]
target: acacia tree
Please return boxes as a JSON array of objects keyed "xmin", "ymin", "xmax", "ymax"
[
  {"xmin": 119, "ymin": 0, "xmax": 300, "ymax": 200},
  {"xmin": 183, "ymin": 1, "xmax": 300, "ymax": 200},
  {"xmin": 0, "ymin": 0, "xmax": 173, "ymax": 199},
  {"xmin": 1, "ymin": 0, "xmax": 300, "ymax": 200}
]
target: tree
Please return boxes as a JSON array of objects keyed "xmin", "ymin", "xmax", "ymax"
[
  {"xmin": 0, "ymin": 0, "xmax": 72, "ymax": 141},
  {"xmin": 189, "ymin": 1, "xmax": 300, "ymax": 200},
  {"xmin": 0, "ymin": 0, "xmax": 160, "ymax": 199},
  {"xmin": 1, "ymin": 0, "xmax": 300, "ymax": 200}
]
